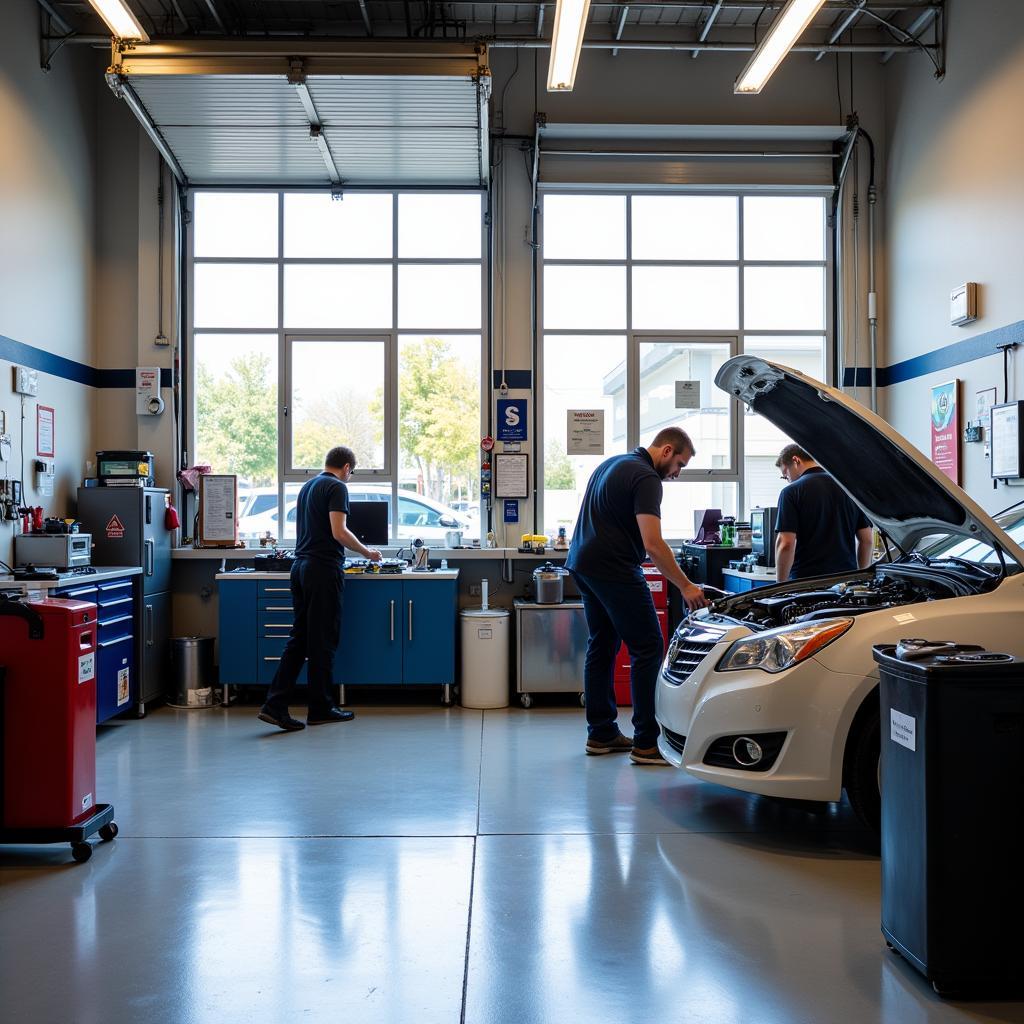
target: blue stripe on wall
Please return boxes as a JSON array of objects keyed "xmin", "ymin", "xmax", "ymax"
[
  {"xmin": 843, "ymin": 320, "xmax": 1024, "ymax": 389},
  {"xmin": 1, "ymin": 334, "xmax": 173, "ymax": 389}
]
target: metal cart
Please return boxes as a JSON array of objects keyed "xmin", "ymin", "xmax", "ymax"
[{"xmin": 513, "ymin": 598, "xmax": 588, "ymax": 708}]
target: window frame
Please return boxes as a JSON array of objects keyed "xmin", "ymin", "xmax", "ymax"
[
  {"xmin": 538, "ymin": 187, "xmax": 833, "ymax": 537},
  {"xmin": 187, "ymin": 188, "xmax": 488, "ymax": 544}
]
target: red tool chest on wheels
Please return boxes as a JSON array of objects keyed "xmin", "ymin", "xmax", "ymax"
[
  {"xmin": 0, "ymin": 597, "xmax": 98, "ymax": 829},
  {"xmin": 614, "ymin": 565, "xmax": 670, "ymax": 706}
]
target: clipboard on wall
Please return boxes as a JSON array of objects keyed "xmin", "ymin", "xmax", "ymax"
[{"xmin": 198, "ymin": 474, "xmax": 238, "ymax": 547}]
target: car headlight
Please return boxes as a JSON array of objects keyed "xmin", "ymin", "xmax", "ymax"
[{"xmin": 717, "ymin": 618, "xmax": 854, "ymax": 674}]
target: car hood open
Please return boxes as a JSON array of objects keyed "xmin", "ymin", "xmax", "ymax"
[{"xmin": 715, "ymin": 355, "xmax": 1024, "ymax": 563}]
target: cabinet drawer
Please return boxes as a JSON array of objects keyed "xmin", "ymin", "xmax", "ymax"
[
  {"xmin": 56, "ymin": 584, "xmax": 98, "ymax": 603},
  {"xmin": 96, "ymin": 579, "xmax": 133, "ymax": 604},
  {"xmin": 258, "ymin": 599, "xmax": 294, "ymax": 613},
  {"xmin": 258, "ymin": 582, "xmax": 293, "ymax": 597},
  {"xmin": 259, "ymin": 635, "xmax": 293, "ymax": 659},
  {"xmin": 97, "ymin": 613, "xmax": 134, "ymax": 643}
]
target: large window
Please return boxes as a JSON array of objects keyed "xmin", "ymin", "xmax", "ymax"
[
  {"xmin": 541, "ymin": 193, "xmax": 828, "ymax": 540},
  {"xmin": 191, "ymin": 191, "xmax": 484, "ymax": 543}
]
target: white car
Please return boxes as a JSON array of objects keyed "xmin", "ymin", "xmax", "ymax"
[
  {"xmin": 656, "ymin": 355, "xmax": 1024, "ymax": 829},
  {"xmin": 237, "ymin": 484, "xmax": 475, "ymax": 542}
]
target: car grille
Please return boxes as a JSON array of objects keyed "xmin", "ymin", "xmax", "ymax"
[
  {"xmin": 662, "ymin": 727, "xmax": 687, "ymax": 755},
  {"xmin": 663, "ymin": 639, "xmax": 717, "ymax": 685}
]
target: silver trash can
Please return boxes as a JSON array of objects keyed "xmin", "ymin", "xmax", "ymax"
[{"xmin": 169, "ymin": 636, "xmax": 217, "ymax": 708}]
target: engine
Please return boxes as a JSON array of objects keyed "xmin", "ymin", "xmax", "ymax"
[{"xmin": 731, "ymin": 575, "xmax": 936, "ymax": 629}]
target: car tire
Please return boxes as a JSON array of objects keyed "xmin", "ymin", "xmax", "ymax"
[{"xmin": 845, "ymin": 704, "xmax": 881, "ymax": 832}]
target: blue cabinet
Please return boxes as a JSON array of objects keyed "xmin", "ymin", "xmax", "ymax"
[
  {"xmin": 722, "ymin": 572, "xmax": 776, "ymax": 594},
  {"xmin": 56, "ymin": 574, "xmax": 136, "ymax": 723},
  {"xmin": 217, "ymin": 574, "xmax": 458, "ymax": 698}
]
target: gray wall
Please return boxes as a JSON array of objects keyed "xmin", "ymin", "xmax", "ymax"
[
  {"xmin": 884, "ymin": 0, "xmax": 1024, "ymax": 512},
  {"xmin": 0, "ymin": 0, "xmax": 99, "ymax": 567}
]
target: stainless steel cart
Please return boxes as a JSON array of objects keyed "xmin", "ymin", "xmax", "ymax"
[{"xmin": 513, "ymin": 598, "xmax": 587, "ymax": 708}]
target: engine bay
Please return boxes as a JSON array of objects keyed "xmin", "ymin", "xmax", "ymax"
[{"xmin": 716, "ymin": 557, "xmax": 1003, "ymax": 631}]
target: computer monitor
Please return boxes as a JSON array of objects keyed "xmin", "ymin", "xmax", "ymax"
[
  {"xmin": 750, "ymin": 506, "xmax": 777, "ymax": 566},
  {"xmin": 692, "ymin": 508, "xmax": 722, "ymax": 545},
  {"xmin": 346, "ymin": 501, "xmax": 389, "ymax": 546}
]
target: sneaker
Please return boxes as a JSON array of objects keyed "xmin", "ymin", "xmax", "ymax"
[
  {"xmin": 307, "ymin": 707, "xmax": 355, "ymax": 725},
  {"xmin": 585, "ymin": 733, "xmax": 634, "ymax": 756},
  {"xmin": 257, "ymin": 708, "xmax": 305, "ymax": 732},
  {"xmin": 630, "ymin": 745, "xmax": 669, "ymax": 766}
]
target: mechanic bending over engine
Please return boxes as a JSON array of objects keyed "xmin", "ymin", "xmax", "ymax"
[{"xmin": 774, "ymin": 443, "xmax": 873, "ymax": 582}]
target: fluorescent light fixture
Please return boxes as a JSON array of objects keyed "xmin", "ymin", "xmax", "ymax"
[
  {"xmin": 734, "ymin": 0, "xmax": 826, "ymax": 95},
  {"xmin": 547, "ymin": 0, "xmax": 592, "ymax": 92},
  {"xmin": 87, "ymin": 0, "xmax": 149, "ymax": 42}
]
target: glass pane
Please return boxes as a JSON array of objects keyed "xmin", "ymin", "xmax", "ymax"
[
  {"xmin": 544, "ymin": 266, "xmax": 626, "ymax": 330},
  {"xmin": 743, "ymin": 196, "xmax": 826, "ymax": 260},
  {"xmin": 744, "ymin": 266, "xmax": 825, "ymax": 330},
  {"xmin": 291, "ymin": 340, "xmax": 385, "ymax": 470},
  {"xmin": 281, "ymin": 482, "xmax": 301, "ymax": 544},
  {"xmin": 398, "ymin": 194, "xmax": 482, "ymax": 258},
  {"xmin": 194, "ymin": 333, "xmax": 278, "ymax": 541},
  {"xmin": 662, "ymin": 481, "xmax": 738, "ymax": 542},
  {"xmin": 742, "ymin": 336, "xmax": 826, "ymax": 516},
  {"xmin": 284, "ymin": 265, "xmax": 392, "ymax": 328},
  {"xmin": 193, "ymin": 193, "xmax": 278, "ymax": 258},
  {"xmin": 398, "ymin": 265, "xmax": 481, "ymax": 329},
  {"xmin": 631, "ymin": 196, "xmax": 738, "ymax": 260},
  {"xmin": 194, "ymin": 264, "xmax": 278, "ymax": 328},
  {"xmin": 541, "ymin": 335, "xmax": 627, "ymax": 539},
  {"xmin": 398, "ymin": 335, "xmax": 481, "ymax": 541},
  {"xmin": 632, "ymin": 267, "xmax": 739, "ymax": 330},
  {"xmin": 542, "ymin": 195, "xmax": 626, "ymax": 260},
  {"xmin": 638, "ymin": 340, "xmax": 733, "ymax": 472},
  {"xmin": 283, "ymin": 193, "xmax": 392, "ymax": 258}
]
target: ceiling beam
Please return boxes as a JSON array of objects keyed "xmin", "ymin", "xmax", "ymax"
[
  {"xmin": 692, "ymin": 0, "xmax": 724, "ymax": 59},
  {"xmin": 815, "ymin": 0, "xmax": 867, "ymax": 60}
]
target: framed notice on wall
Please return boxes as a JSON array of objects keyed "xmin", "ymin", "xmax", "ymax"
[
  {"xmin": 991, "ymin": 402, "xmax": 1024, "ymax": 479},
  {"xmin": 494, "ymin": 453, "xmax": 529, "ymax": 498},
  {"xmin": 930, "ymin": 379, "xmax": 960, "ymax": 484},
  {"xmin": 36, "ymin": 405, "xmax": 55, "ymax": 457},
  {"xmin": 198, "ymin": 474, "xmax": 238, "ymax": 547}
]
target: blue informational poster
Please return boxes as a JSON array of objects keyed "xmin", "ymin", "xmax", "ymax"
[
  {"xmin": 503, "ymin": 499, "xmax": 519, "ymax": 524},
  {"xmin": 496, "ymin": 399, "xmax": 528, "ymax": 442}
]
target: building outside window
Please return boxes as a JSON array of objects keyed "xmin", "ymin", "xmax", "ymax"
[
  {"xmin": 190, "ymin": 191, "xmax": 485, "ymax": 543},
  {"xmin": 541, "ymin": 192, "xmax": 828, "ymax": 540}
]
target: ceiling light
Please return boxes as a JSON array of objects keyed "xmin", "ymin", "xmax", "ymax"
[
  {"xmin": 547, "ymin": 0, "xmax": 592, "ymax": 92},
  {"xmin": 734, "ymin": 0, "xmax": 827, "ymax": 95},
  {"xmin": 87, "ymin": 0, "xmax": 149, "ymax": 42}
]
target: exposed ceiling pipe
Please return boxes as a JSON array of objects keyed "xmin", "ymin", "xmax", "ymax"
[
  {"xmin": 814, "ymin": 0, "xmax": 866, "ymax": 60},
  {"xmin": 536, "ymin": 1, "xmax": 545, "ymax": 37},
  {"xmin": 202, "ymin": 0, "xmax": 228, "ymax": 33},
  {"xmin": 357, "ymin": 0, "xmax": 374, "ymax": 36},
  {"xmin": 692, "ymin": 0, "xmax": 724, "ymax": 58},
  {"xmin": 611, "ymin": 4, "xmax": 629, "ymax": 57},
  {"xmin": 489, "ymin": 38, "xmax": 923, "ymax": 52},
  {"xmin": 880, "ymin": 5, "xmax": 937, "ymax": 62},
  {"xmin": 35, "ymin": 0, "xmax": 72, "ymax": 34}
]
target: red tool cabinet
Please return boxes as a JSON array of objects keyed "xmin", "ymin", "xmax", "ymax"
[{"xmin": 614, "ymin": 566, "xmax": 670, "ymax": 706}]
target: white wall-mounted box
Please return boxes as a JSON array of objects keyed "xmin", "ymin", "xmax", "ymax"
[{"xmin": 950, "ymin": 282, "xmax": 978, "ymax": 326}]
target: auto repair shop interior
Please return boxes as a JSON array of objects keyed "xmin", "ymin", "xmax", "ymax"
[{"xmin": 2, "ymin": 0, "xmax": 1024, "ymax": 1019}]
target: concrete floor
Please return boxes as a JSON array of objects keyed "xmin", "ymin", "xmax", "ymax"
[{"xmin": 1, "ymin": 704, "xmax": 1020, "ymax": 1023}]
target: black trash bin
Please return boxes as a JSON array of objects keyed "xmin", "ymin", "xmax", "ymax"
[{"xmin": 873, "ymin": 642, "xmax": 1024, "ymax": 996}]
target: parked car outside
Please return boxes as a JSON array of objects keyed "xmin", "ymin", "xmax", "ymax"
[
  {"xmin": 236, "ymin": 483, "xmax": 475, "ymax": 543},
  {"xmin": 656, "ymin": 355, "xmax": 1024, "ymax": 829}
]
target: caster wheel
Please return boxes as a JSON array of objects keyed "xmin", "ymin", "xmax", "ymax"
[
  {"xmin": 441, "ymin": 698, "xmax": 453, "ymax": 707},
  {"xmin": 520, "ymin": 694, "xmax": 533, "ymax": 709},
  {"xmin": 579, "ymin": 693, "xmax": 586, "ymax": 707},
  {"xmin": 99, "ymin": 822, "xmax": 119, "ymax": 842},
  {"xmin": 71, "ymin": 842, "xmax": 92, "ymax": 863}
]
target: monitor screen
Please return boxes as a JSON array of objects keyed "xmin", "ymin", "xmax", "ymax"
[{"xmin": 346, "ymin": 501, "xmax": 389, "ymax": 546}]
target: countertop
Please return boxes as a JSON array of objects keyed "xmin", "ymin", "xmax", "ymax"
[
  {"xmin": 216, "ymin": 568, "xmax": 460, "ymax": 582},
  {"xmin": 178, "ymin": 547, "xmax": 568, "ymax": 561},
  {"xmin": 0, "ymin": 565, "xmax": 143, "ymax": 592}
]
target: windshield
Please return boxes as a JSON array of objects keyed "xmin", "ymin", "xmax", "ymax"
[{"xmin": 915, "ymin": 507, "xmax": 1024, "ymax": 570}]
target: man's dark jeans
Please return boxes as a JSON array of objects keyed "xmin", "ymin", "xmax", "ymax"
[
  {"xmin": 571, "ymin": 569, "xmax": 664, "ymax": 749},
  {"xmin": 263, "ymin": 557, "xmax": 344, "ymax": 718}
]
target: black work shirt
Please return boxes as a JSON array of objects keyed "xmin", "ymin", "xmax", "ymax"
[
  {"xmin": 294, "ymin": 472, "xmax": 350, "ymax": 566},
  {"xmin": 775, "ymin": 466, "xmax": 870, "ymax": 580},
  {"xmin": 567, "ymin": 447, "xmax": 663, "ymax": 583}
]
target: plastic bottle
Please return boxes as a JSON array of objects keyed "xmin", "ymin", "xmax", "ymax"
[{"xmin": 440, "ymin": 558, "xmax": 448, "ymax": 570}]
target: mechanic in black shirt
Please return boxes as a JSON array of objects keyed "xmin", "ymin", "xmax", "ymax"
[
  {"xmin": 567, "ymin": 427, "xmax": 708, "ymax": 765},
  {"xmin": 258, "ymin": 445, "xmax": 382, "ymax": 732},
  {"xmin": 774, "ymin": 443, "xmax": 872, "ymax": 582}
]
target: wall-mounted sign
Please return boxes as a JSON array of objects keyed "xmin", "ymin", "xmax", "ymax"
[
  {"xmin": 494, "ymin": 453, "xmax": 529, "ymax": 498},
  {"xmin": 991, "ymin": 402, "xmax": 1024, "ymax": 480},
  {"xmin": 674, "ymin": 380, "xmax": 700, "ymax": 409},
  {"xmin": 497, "ymin": 399, "xmax": 527, "ymax": 442},
  {"xmin": 503, "ymin": 499, "xmax": 519, "ymax": 524},
  {"xmin": 567, "ymin": 409, "xmax": 604, "ymax": 455},
  {"xmin": 930, "ymin": 379, "xmax": 960, "ymax": 485},
  {"xmin": 36, "ymin": 405, "xmax": 55, "ymax": 458}
]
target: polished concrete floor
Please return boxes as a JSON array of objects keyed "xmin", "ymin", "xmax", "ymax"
[{"xmin": 1, "ymin": 704, "xmax": 1020, "ymax": 1023}]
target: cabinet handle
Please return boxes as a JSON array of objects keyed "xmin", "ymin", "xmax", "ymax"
[
  {"xmin": 408, "ymin": 600, "xmax": 413, "ymax": 641},
  {"xmin": 263, "ymin": 656, "xmax": 281, "ymax": 662},
  {"xmin": 390, "ymin": 599, "xmax": 395, "ymax": 642},
  {"xmin": 264, "ymin": 587, "xmax": 290, "ymax": 593},
  {"xmin": 146, "ymin": 604, "xmax": 154, "ymax": 647},
  {"xmin": 265, "ymin": 606, "xmax": 293, "ymax": 612},
  {"xmin": 145, "ymin": 538, "xmax": 155, "ymax": 577}
]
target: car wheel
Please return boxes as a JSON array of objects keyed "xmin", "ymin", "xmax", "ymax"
[{"xmin": 845, "ymin": 704, "xmax": 881, "ymax": 831}]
